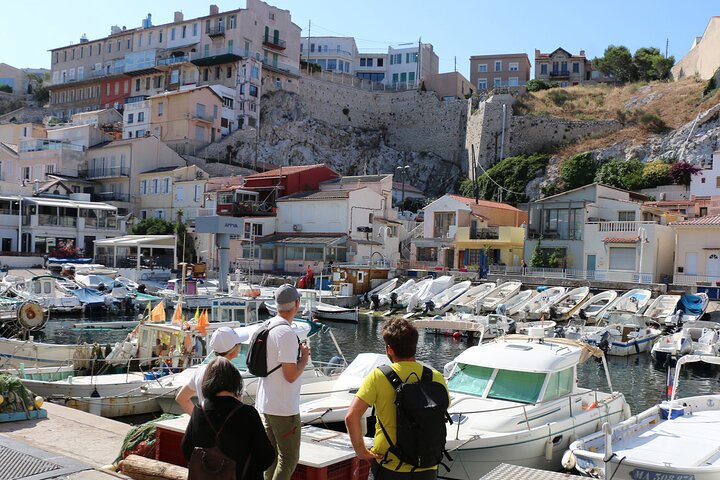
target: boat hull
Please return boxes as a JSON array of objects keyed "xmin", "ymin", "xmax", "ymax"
[{"xmin": 0, "ymin": 338, "xmax": 79, "ymax": 368}]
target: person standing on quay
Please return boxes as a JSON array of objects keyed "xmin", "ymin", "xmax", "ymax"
[{"xmin": 257, "ymin": 284, "xmax": 311, "ymax": 480}]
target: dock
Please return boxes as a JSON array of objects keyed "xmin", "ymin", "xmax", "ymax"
[
  {"xmin": 481, "ymin": 463, "xmax": 583, "ymax": 479},
  {"xmin": 0, "ymin": 402, "xmax": 131, "ymax": 480}
]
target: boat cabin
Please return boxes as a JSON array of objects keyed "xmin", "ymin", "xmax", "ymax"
[
  {"xmin": 331, "ymin": 265, "xmax": 391, "ymax": 295},
  {"xmin": 210, "ymin": 296, "xmax": 263, "ymax": 325}
]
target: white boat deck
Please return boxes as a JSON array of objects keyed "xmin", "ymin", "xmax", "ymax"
[{"xmin": 612, "ymin": 410, "xmax": 720, "ymax": 468}]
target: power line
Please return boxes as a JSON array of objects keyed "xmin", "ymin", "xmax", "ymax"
[
  {"xmin": 307, "ymin": 22, "xmax": 410, "ymax": 46},
  {"xmin": 475, "ymin": 161, "xmax": 525, "ymax": 197}
]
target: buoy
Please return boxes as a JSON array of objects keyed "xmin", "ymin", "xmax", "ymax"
[
  {"xmin": 561, "ymin": 450, "xmax": 576, "ymax": 470},
  {"xmin": 34, "ymin": 396, "xmax": 44, "ymax": 409},
  {"xmin": 453, "ymin": 331, "xmax": 461, "ymax": 339},
  {"xmin": 622, "ymin": 403, "xmax": 632, "ymax": 420},
  {"xmin": 544, "ymin": 438, "xmax": 554, "ymax": 461},
  {"xmin": 583, "ymin": 401, "xmax": 598, "ymax": 410},
  {"xmin": 443, "ymin": 331, "xmax": 449, "ymax": 337}
]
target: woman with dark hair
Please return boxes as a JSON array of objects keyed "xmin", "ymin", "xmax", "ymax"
[{"xmin": 182, "ymin": 356, "xmax": 276, "ymax": 480}]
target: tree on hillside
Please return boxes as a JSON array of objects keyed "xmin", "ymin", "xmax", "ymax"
[
  {"xmin": 594, "ymin": 45, "xmax": 637, "ymax": 83},
  {"xmin": 594, "ymin": 158, "xmax": 644, "ymax": 190},
  {"xmin": 641, "ymin": 159, "xmax": 672, "ymax": 188},
  {"xmin": 471, "ymin": 154, "xmax": 550, "ymax": 203},
  {"xmin": 559, "ymin": 153, "xmax": 598, "ymax": 190},
  {"xmin": 132, "ymin": 218, "xmax": 174, "ymax": 235},
  {"xmin": 669, "ymin": 161, "xmax": 701, "ymax": 186},
  {"xmin": 633, "ymin": 47, "xmax": 674, "ymax": 81}
]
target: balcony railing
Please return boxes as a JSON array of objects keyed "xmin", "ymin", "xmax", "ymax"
[
  {"xmin": 93, "ymin": 192, "xmax": 131, "ymax": 203},
  {"xmin": 206, "ymin": 25, "xmax": 225, "ymax": 37},
  {"xmin": 489, "ymin": 265, "xmax": 658, "ymax": 284},
  {"xmin": 549, "ymin": 70, "xmax": 571, "ymax": 78},
  {"xmin": 673, "ymin": 274, "xmax": 720, "ymax": 287},
  {"xmin": 85, "ymin": 217, "xmax": 119, "ymax": 229},
  {"xmin": 191, "ymin": 112, "xmax": 213, "ymax": 122},
  {"xmin": 190, "ymin": 46, "xmax": 242, "ymax": 63},
  {"xmin": 526, "ymin": 229, "xmax": 583, "ymax": 240},
  {"xmin": 81, "ymin": 166, "xmax": 130, "ymax": 179},
  {"xmin": 592, "ymin": 221, "xmax": 657, "ymax": 232},
  {"xmin": 38, "ymin": 215, "xmax": 77, "ymax": 227},
  {"xmin": 263, "ymin": 36, "xmax": 286, "ymax": 50},
  {"xmin": 19, "ymin": 140, "xmax": 85, "ymax": 153},
  {"xmin": 156, "ymin": 55, "xmax": 189, "ymax": 67},
  {"xmin": 470, "ymin": 228, "xmax": 499, "ymax": 240}
]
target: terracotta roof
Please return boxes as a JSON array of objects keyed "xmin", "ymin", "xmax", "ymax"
[
  {"xmin": 603, "ymin": 237, "xmax": 640, "ymax": 243},
  {"xmin": 245, "ymin": 164, "xmax": 338, "ymax": 179},
  {"xmin": 673, "ymin": 215, "xmax": 720, "ymax": 226},
  {"xmin": 646, "ymin": 200, "xmax": 695, "ymax": 206},
  {"xmin": 447, "ymin": 194, "xmax": 523, "ymax": 212},
  {"xmin": 277, "ymin": 190, "xmax": 350, "ymax": 201}
]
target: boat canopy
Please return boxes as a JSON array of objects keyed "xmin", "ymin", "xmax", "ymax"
[{"xmin": 678, "ymin": 294, "xmax": 705, "ymax": 315}]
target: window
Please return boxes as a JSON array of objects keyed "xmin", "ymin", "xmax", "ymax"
[
  {"xmin": 151, "ymin": 179, "xmax": 158, "ymax": 195},
  {"xmin": 158, "ymin": 102, "xmax": 164, "ymax": 116},
  {"xmin": 702, "ymin": 178, "xmax": 706, "ymax": 183},
  {"xmin": 494, "ymin": 60, "xmax": 502, "ymax": 71},
  {"xmin": 182, "ymin": 25, "xmax": 187, "ymax": 39},
  {"xmin": 161, "ymin": 177, "xmax": 170, "ymax": 194},
  {"xmin": 140, "ymin": 180, "xmax": 147, "ymax": 195},
  {"xmin": 543, "ymin": 368, "xmax": 574, "ymax": 401},
  {"xmin": 573, "ymin": 62, "xmax": 580, "ymax": 73},
  {"xmin": 249, "ymin": 84, "xmax": 258, "ymax": 97},
  {"xmin": 195, "ymin": 125, "xmax": 205, "ymax": 141},
  {"xmin": 194, "ymin": 184, "xmax": 202, "ymax": 202},
  {"xmin": 228, "ymin": 15, "xmax": 236, "ymax": 29},
  {"xmin": 541, "ymin": 64, "xmax": 548, "ymax": 75},
  {"xmin": 140, "ymin": 210, "xmax": 148, "ymax": 219},
  {"xmin": 22, "ymin": 167, "xmax": 31, "ymax": 180},
  {"xmin": 127, "ymin": 113, "xmax": 134, "ymax": 124},
  {"xmin": 135, "ymin": 78, "xmax": 141, "ymax": 92},
  {"xmin": 433, "ymin": 212, "xmax": 456, "ymax": 238},
  {"xmin": 137, "ymin": 112, "xmax": 144, "ymax": 122},
  {"xmin": 478, "ymin": 79, "xmax": 487, "ymax": 90},
  {"xmin": 700, "ymin": 207, "xmax": 708, "ymax": 217},
  {"xmin": 509, "ymin": 77, "xmax": 519, "ymax": 86},
  {"xmin": 392, "ymin": 73, "xmax": 399, "ymax": 84},
  {"xmin": 305, "ymin": 247, "xmax": 323, "ymax": 260},
  {"xmin": 286, "ymin": 247, "xmax": 303, "ymax": 260},
  {"xmin": 716, "ymin": 176, "xmax": 720, "ymax": 188},
  {"xmin": 215, "ymin": 66, "xmax": 220, "ymax": 80},
  {"xmin": 447, "ymin": 364, "xmax": 492, "ymax": 396},
  {"xmin": 377, "ymin": 58, "xmax": 383, "ymax": 67},
  {"xmin": 478, "ymin": 64, "xmax": 487, "ymax": 73},
  {"xmin": 509, "ymin": 62, "xmax": 519, "ymax": 72},
  {"xmin": 408, "ymin": 72, "xmax": 415, "ymax": 82},
  {"xmin": 159, "ymin": 31, "xmax": 163, "ymax": 43},
  {"xmin": 618, "ymin": 211, "xmax": 636, "ymax": 221},
  {"xmin": 171, "ymin": 27, "xmax": 176, "ymax": 41},
  {"xmin": 227, "ymin": 66, "xmax": 233, "ymax": 78},
  {"xmin": 136, "ymin": 129, "xmax": 145, "ymax": 137},
  {"xmin": 45, "ymin": 165, "xmax": 55, "ymax": 175},
  {"xmin": 148, "ymin": 32, "xmax": 152, "ymax": 45},
  {"xmin": 489, "ymin": 369, "xmax": 545, "ymax": 404},
  {"xmin": 213, "ymin": 105, "xmax": 218, "ymax": 119},
  {"xmin": 400, "ymin": 72, "xmax": 407, "ymax": 83},
  {"xmin": 155, "ymin": 209, "xmax": 165, "ymax": 219},
  {"xmin": 493, "ymin": 78, "xmax": 502, "ymax": 87}
]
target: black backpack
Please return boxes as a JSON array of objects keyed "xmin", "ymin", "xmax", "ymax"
[
  {"xmin": 376, "ymin": 365, "xmax": 452, "ymax": 471},
  {"xmin": 245, "ymin": 321, "xmax": 283, "ymax": 377}
]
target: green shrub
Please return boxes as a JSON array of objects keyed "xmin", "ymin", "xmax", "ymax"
[
  {"xmin": 526, "ymin": 79, "xmax": 556, "ymax": 92},
  {"xmin": 637, "ymin": 112, "xmax": 667, "ymax": 133},
  {"xmin": 547, "ymin": 89, "xmax": 571, "ymax": 107},
  {"xmin": 560, "ymin": 152, "xmax": 598, "ymax": 190},
  {"xmin": 703, "ymin": 75, "xmax": 717, "ymax": 97},
  {"xmin": 0, "ymin": 84, "xmax": 12, "ymax": 93}
]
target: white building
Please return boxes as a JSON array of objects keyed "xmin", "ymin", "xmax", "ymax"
[
  {"xmin": 122, "ymin": 99, "xmax": 151, "ymax": 139},
  {"xmin": 387, "ymin": 43, "xmax": 439, "ymax": 88},
  {"xmin": 300, "ymin": 36, "xmax": 357, "ymax": 75},
  {"xmin": 691, "ymin": 151, "xmax": 720, "ymax": 199}
]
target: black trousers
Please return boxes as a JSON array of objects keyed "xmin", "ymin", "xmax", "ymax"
[{"xmin": 368, "ymin": 462, "xmax": 437, "ymax": 480}]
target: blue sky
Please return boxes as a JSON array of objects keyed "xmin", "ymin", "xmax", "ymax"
[{"xmin": 2, "ymin": 1, "xmax": 718, "ymax": 78}]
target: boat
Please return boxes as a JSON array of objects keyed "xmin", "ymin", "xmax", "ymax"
[
  {"xmin": 544, "ymin": 286, "xmax": 590, "ymax": 321},
  {"xmin": 440, "ymin": 332, "xmax": 629, "ymax": 479},
  {"xmin": 651, "ymin": 315, "xmax": 720, "ymax": 368},
  {"xmin": 565, "ymin": 354, "xmax": 720, "ymax": 480},
  {"xmin": 414, "ymin": 312, "xmax": 515, "ymax": 340},
  {"xmin": 450, "ymin": 282, "xmax": 496, "ymax": 313},
  {"xmin": 377, "ymin": 279, "xmax": 416, "ymax": 309},
  {"xmin": 603, "ymin": 288, "xmax": 652, "ymax": 315},
  {"xmin": 669, "ymin": 293, "xmax": 710, "ymax": 324},
  {"xmin": 392, "ymin": 277, "xmax": 434, "ymax": 310},
  {"xmin": 581, "ymin": 310, "xmax": 661, "ymax": 356},
  {"xmin": 314, "ymin": 303, "xmax": 359, "ymax": 323},
  {"xmin": 365, "ymin": 278, "xmax": 399, "ymax": 307},
  {"xmin": 642, "ymin": 294, "xmax": 682, "ymax": 324},
  {"xmin": 8, "ymin": 275, "xmax": 84, "ymax": 314},
  {"xmin": 479, "ymin": 281, "xmax": 522, "ymax": 313},
  {"xmin": 405, "ymin": 275, "xmax": 455, "ymax": 312},
  {"xmin": 517, "ymin": 286, "xmax": 567, "ymax": 320},
  {"xmin": 147, "ymin": 319, "xmax": 346, "ymax": 414},
  {"xmin": 422, "ymin": 280, "xmax": 472, "ymax": 315},
  {"xmin": 495, "ymin": 289, "xmax": 537, "ymax": 316},
  {"xmin": 156, "ymin": 278, "xmax": 219, "ymax": 309},
  {"xmin": 264, "ymin": 289, "xmax": 356, "ymax": 322},
  {"xmin": 573, "ymin": 290, "xmax": 618, "ymax": 324},
  {"xmin": 73, "ymin": 271, "xmax": 117, "ymax": 289},
  {"xmin": 298, "ymin": 353, "xmax": 391, "ymax": 426}
]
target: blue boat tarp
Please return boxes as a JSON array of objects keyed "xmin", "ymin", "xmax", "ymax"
[
  {"xmin": 71, "ymin": 287, "xmax": 106, "ymax": 306},
  {"xmin": 679, "ymin": 294, "xmax": 704, "ymax": 315},
  {"xmin": 47, "ymin": 257, "xmax": 93, "ymax": 264}
]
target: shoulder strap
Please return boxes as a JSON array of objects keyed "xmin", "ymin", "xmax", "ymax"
[
  {"xmin": 420, "ymin": 365, "xmax": 433, "ymax": 382},
  {"xmin": 378, "ymin": 365, "xmax": 403, "ymax": 389},
  {"xmin": 201, "ymin": 402, "xmax": 244, "ymax": 444}
]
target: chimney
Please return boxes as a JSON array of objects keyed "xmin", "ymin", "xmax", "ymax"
[
  {"xmin": 209, "ymin": 4, "xmax": 219, "ymax": 15},
  {"xmin": 142, "ymin": 13, "xmax": 153, "ymax": 28},
  {"xmin": 534, "ymin": 48, "xmax": 540, "ymax": 58},
  {"xmin": 579, "ymin": 49, "xmax": 586, "ymax": 57},
  {"xmin": 174, "ymin": 11, "xmax": 184, "ymax": 22},
  {"xmin": 110, "ymin": 25, "xmax": 121, "ymax": 35}
]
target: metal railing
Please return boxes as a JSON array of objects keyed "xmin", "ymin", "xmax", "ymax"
[
  {"xmin": 190, "ymin": 46, "xmax": 240, "ymax": 62},
  {"xmin": 38, "ymin": 214, "xmax": 77, "ymax": 227},
  {"xmin": 85, "ymin": 217, "xmax": 119, "ymax": 229},
  {"xmin": 263, "ymin": 37, "xmax": 287, "ymax": 49},
  {"xmin": 93, "ymin": 192, "xmax": 131, "ymax": 203},
  {"xmin": 673, "ymin": 274, "xmax": 720, "ymax": 287},
  {"xmin": 206, "ymin": 25, "xmax": 226, "ymax": 36},
  {"xmin": 470, "ymin": 228, "xmax": 499, "ymax": 240},
  {"xmin": 157, "ymin": 55, "xmax": 189, "ymax": 66},
  {"xmin": 592, "ymin": 221, "xmax": 657, "ymax": 232},
  {"xmin": 83, "ymin": 166, "xmax": 130, "ymax": 179},
  {"xmin": 489, "ymin": 264, "xmax": 657, "ymax": 283}
]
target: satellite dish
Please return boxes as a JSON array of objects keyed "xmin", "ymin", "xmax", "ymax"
[{"xmin": 17, "ymin": 301, "xmax": 47, "ymax": 331}]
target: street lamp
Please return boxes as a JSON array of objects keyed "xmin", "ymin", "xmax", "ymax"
[{"xmin": 396, "ymin": 165, "xmax": 410, "ymax": 210}]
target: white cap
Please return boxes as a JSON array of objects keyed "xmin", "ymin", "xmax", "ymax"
[{"xmin": 209, "ymin": 327, "xmax": 247, "ymax": 354}]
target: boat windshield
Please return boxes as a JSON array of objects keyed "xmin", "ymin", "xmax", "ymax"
[
  {"xmin": 606, "ymin": 312, "xmax": 642, "ymax": 326},
  {"xmin": 448, "ymin": 363, "xmax": 546, "ymax": 404},
  {"xmin": 203, "ymin": 344, "xmax": 250, "ymax": 370}
]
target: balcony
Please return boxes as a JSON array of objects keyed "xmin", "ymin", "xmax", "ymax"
[
  {"xmin": 93, "ymin": 192, "xmax": 131, "ymax": 203},
  {"xmin": 80, "ymin": 166, "xmax": 130, "ymax": 179},
  {"xmin": 526, "ymin": 228, "xmax": 582, "ymax": 241},
  {"xmin": 263, "ymin": 36, "xmax": 286, "ymax": 51},
  {"xmin": 19, "ymin": 139, "xmax": 85, "ymax": 153},
  {"xmin": 206, "ymin": 25, "xmax": 225, "ymax": 37},
  {"xmin": 190, "ymin": 46, "xmax": 242, "ymax": 67},
  {"xmin": 156, "ymin": 55, "xmax": 190, "ymax": 67},
  {"xmin": 549, "ymin": 70, "xmax": 571, "ymax": 79},
  {"xmin": 216, "ymin": 201, "xmax": 272, "ymax": 217},
  {"xmin": 85, "ymin": 217, "xmax": 119, "ymax": 229},
  {"xmin": 39, "ymin": 215, "xmax": 77, "ymax": 228},
  {"xmin": 191, "ymin": 112, "xmax": 213, "ymax": 123},
  {"xmin": 592, "ymin": 221, "xmax": 657, "ymax": 232}
]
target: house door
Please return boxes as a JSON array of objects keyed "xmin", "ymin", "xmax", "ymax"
[
  {"xmin": 686, "ymin": 252, "xmax": 698, "ymax": 275},
  {"xmin": 444, "ymin": 248, "xmax": 454, "ymax": 269},
  {"xmin": 707, "ymin": 253, "xmax": 720, "ymax": 279},
  {"xmin": 586, "ymin": 255, "xmax": 596, "ymax": 279},
  {"xmin": 1, "ymin": 238, "xmax": 10, "ymax": 252}
]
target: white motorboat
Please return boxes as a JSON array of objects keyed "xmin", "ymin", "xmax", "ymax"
[
  {"xmin": 574, "ymin": 290, "xmax": 617, "ymax": 324},
  {"xmin": 299, "ymin": 353, "xmax": 390, "ymax": 426},
  {"xmin": 423, "ymin": 280, "xmax": 472, "ymax": 315},
  {"xmin": 156, "ymin": 278, "xmax": 219, "ymax": 309},
  {"xmin": 668, "ymin": 293, "xmax": 711, "ymax": 324},
  {"xmin": 479, "ymin": 281, "xmax": 522, "ymax": 313},
  {"xmin": 365, "ymin": 278, "xmax": 399, "ymax": 306},
  {"xmin": 450, "ymin": 282, "xmax": 496, "ymax": 313},
  {"xmin": 581, "ymin": 311, "xmax": 661, "ymax": 356},
  {"xmin": 496, "ymin": 289, "xmax": 537, "ymax": 316},
  {"xmin": 314, "ymin": 303, "xmax": 359, "ymax": 323},
  {"xmin": 441, "ymin": 333, "xmax": 629, "ymax": 479},
  {"xmin": 147, "ymin": 318, "xmax": 346, "ymax": 414},
  {"xmin": 603, "ymin": 288, "xmax": 652, "ymax": 316},
  {"xmin": 414, "ymin": 312, "xmax": 515, "ymax": 340},
  {"xmin": 545, "ymin": 286, "xmax": 590, "ymax": 321},
  {"xmin": 265, "ymin": 289, "xmax": 356, "ymax": 322},
  {"xmin": 406, "ymin": 275, "xmax": 455, "ymax": 312},
  {"xmin": 376, "ymin": 279, "xmax": 417, "ymax": 309},
  {"xmin": 9, "ymin": 275, "xmax": 84, "ymax": 314},
  {"xmin": 642, "ymin": 294, "xmax": 682, "ymax": 324},
  {"xmin": 517, "ymin": 286, "xmax": 567, "ymax": 320},
  {"xmin": 651, "ymin": 318, "xmax": 720, "ymax": 368},
  {"xmin": 565, "ymin": 355, "xmax": 720, "ymax": 480}
]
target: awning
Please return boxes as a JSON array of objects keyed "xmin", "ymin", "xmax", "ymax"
[
  {"xmin": 25, "ymin": 197, "xmax": 117, "ymax": 211},
  {"xmin": 94, "ymin": 235, "xmax": 176, "ymax": 248},
  {"xmin": 255, "ymin": 234, "xmax": 347, "ymax": 247},
  {"xmin": 352, "ymin": 239, "xmax": 382, "ymax": 246},
  {"xmin": 603, "ymin": 237, "xmax": 640, "ymax": 244}
]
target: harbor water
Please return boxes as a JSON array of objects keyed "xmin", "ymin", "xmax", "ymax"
[{"xmin": 38, "ymin": 311, "xmax": 720, "ymax": 417}]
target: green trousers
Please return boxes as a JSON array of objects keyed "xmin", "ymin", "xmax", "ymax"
[{"xmin": 262, "ymin": 413, "xmax": 301, "ymax": 480}]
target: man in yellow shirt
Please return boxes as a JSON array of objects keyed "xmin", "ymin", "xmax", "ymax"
[{"xmin": 345, "ymin": 317, "xmax": 449, "ymax": 479}]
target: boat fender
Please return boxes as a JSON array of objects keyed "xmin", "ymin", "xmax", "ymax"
[
  {"xmin": 582, "ymin": 401, "xmax": 598, "ymax": 410},
  {"xmin": 544, "ymin": 438, "xmax": 554, "ymax": 461},
  {"xmin": 622, "ymin": 402, "xmax": 632, "ymax": 420},
  {"xmin": 323, "ymin": 356, "xmax": 345, "ymax": 376},
  {"xmin": 561, "ymin": 450, "xmax": 576, "ymax": 471}
]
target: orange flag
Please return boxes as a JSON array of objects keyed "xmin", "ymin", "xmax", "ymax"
[
  {"xmin": 150, "ymin": 301, "xmax": 166, "ymax": 322},
  {"xmin": 171, "ymin": 303, "xmax": 183, "ymax": 326},
  {"xmin": 197, "ymin": 309, "xmax": 209, "ymax": 336}
]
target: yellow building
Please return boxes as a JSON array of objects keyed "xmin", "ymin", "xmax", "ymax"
[{"xmin": 149, "ymin": 86, "xmax": 222, "ymax": 154}]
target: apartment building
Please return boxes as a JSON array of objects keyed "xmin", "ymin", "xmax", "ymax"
[
  {"xmin": 387, "ymin": 43, "xmax": 439, "ymax": 88},
  {"xmin": 534, "ymin": 48, "xmax": 592, "ymax": 86},
  {"xmin": 137, "ymin": 164, "xmax": 208, "ymax": 221},
  {"xmin": 300, "ymin": 36, "xmax": 358, "ymax": 74},
  {"xmin": 469, "ymin": 53, "xmax": 531, "ymax": 91},
  {"xmin": 48, "ymin": 0, "xmax": 301, "ymax": 127}
]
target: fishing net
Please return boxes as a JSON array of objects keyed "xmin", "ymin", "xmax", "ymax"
[{"xmin": 115, "ymin": 413, "xmax": 179, "ymax": 464}]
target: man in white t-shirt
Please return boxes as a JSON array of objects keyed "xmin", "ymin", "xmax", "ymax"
[
  {"xmin": 175, "ymin": 326, "xmax": 247, "ymax": 414},
  {"xmin": 256, "ymin": 284, "xmax": 310, "ymax": 480}
]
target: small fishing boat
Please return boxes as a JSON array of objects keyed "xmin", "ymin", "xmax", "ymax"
[
  {"xmin": 496, "ymin": 289, "xmax": 537, "ymax": 316},
  {"xmin": 581, "ymin": 310, "xmax": 661, "ymax": 356},
  {"xmin": 565, "ymin": 355, "xmax": 720, "ymax": 480},
  {"xmin": 544, "ymin": 286, "xmax": 590, "ymax": 321},
  {"xmin": 518, "ymin": 286, "xmax": 567, "ymax": 319},
  {"xmin": 450, "ymin": 282, "xmax": 496, "ymax": 313},
  {"xmin": 406, "ymin": 275, "xmax": 455, "ymax": 312},
  {"xmin": 414, "ymin": 312, "xmax": 515, "ymax": 340},
  {"xmin": 479, "ymin": 281, "xmax": 522, "ymax": 313},
  {"xmin": 643, "ymin": 294, "xmax": 682, "ymax": 324},
  {"xmin": 422, "ymin": 280, "xmax": 472, "ymax": 315},
  {"xmin": 376, "ymin": 278, "xmax": 417, "ymax": 310},
  {"xmin": 603, "ymin": 288, "xmax": 652, "ymax": 315},
  {"xmin": 365, "ymin": 278, "xmax": 399, "ymax": 307},
  {"xmin": 314, "ymin": 303, "xmax": 359, "ymax": 323},
  {"xmin": 573, "ymin": 290, "xmax": 618, "ymax": 324},
  {"xmin": 8, "ymin": 275, "xmax": 84, "ymax": 314},
  {"xmin": 651, "ymin": 316, "xmax": 720, "ymax": 368},
  {"xmin": 441, "ymin": 332, "xmax": 629, "ymax": 479}
]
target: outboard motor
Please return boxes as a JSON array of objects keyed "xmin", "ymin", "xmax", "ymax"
[
  {"xmin": 137, "ymin": 283, "xmax": 147, "ymax": 294},
  {"xmin": 496, "ymin": 304, "xmax": 507, "ymax": 315},
  {"xmin": 423, "ymin": 300, "xmax": 435, "ymax": 315},
  {"xmin": 390, "ymin": 292, "xmax": 398, "ymax": 310},
  {"xmin": 598, "ymin": 331, "xmax": 611, "ymax": 353},
  {"xmin": 578, "ymin": 308, "xmax": 588, "ymax": 320},
  {"xmin": 97, "ymin": 282, "xmax": 106, "ymax": 292},
  {"xmin": 554, "ymin": 325, "xmax": 565, "ymax": 338},
  {"xmin": 506, "ymin": 320, "xmax": 517, "ymax": 335},
  {"xmin": 548, "ymin": 305, "xmax": 558, "ymax": 320},
  {"xmin": 370, "ymin": 294, "xmax": 381, "ymax": 310}
]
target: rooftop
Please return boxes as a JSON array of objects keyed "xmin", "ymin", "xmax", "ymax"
[
  {"xmin": 277, "ymin": 190, "xmax": 351, "ymax": 201},
  {"xmin": 246, "ymin": 164, "xmax": 338, "ymax": 179},
  {"xmin": 321, "ymin": 174, "xmax": 391, "ymax": 185},
  {"xmin": 447, "ymin": 194, "xmax": 524, "ymax": 213},
  {"xmin": 673, "ymin": 215, "xmax": 720, "ymax": 226}
]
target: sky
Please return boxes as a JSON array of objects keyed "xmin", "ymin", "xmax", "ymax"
[{"xmin": 2, "ymin": 1, "xmax": 718, "ymax": 78}]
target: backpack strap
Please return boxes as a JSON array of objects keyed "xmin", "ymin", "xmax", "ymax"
[
  {"xmin": 376, "ymin": 365, "xmax": 405, "ymax": 471},
  {"xmin": 264, "ymin": 322, "xmax": 288, "ymax": 376},
  {"xmin": 420, "ymin": 365, "xmax": 432, "ymax": 382},
  {"xmin": 201, "ymin": 402, "xmax": 244, "ymax": 446}
]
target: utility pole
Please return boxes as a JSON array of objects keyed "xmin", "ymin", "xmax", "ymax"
[
  {"xmin": 416, "ymin": 37, "xmax": 421, "ymax": 89},
  {"xmin": 454, "ymin": 56, "xmax": 457, "ymax": 72},
  {"xmin": 307, "ymin": 20, "xmax": 311, "ymax": 74},
  {"xmin": 665, "ymin": 38, "xmax": 669, "ymax": 59}
]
